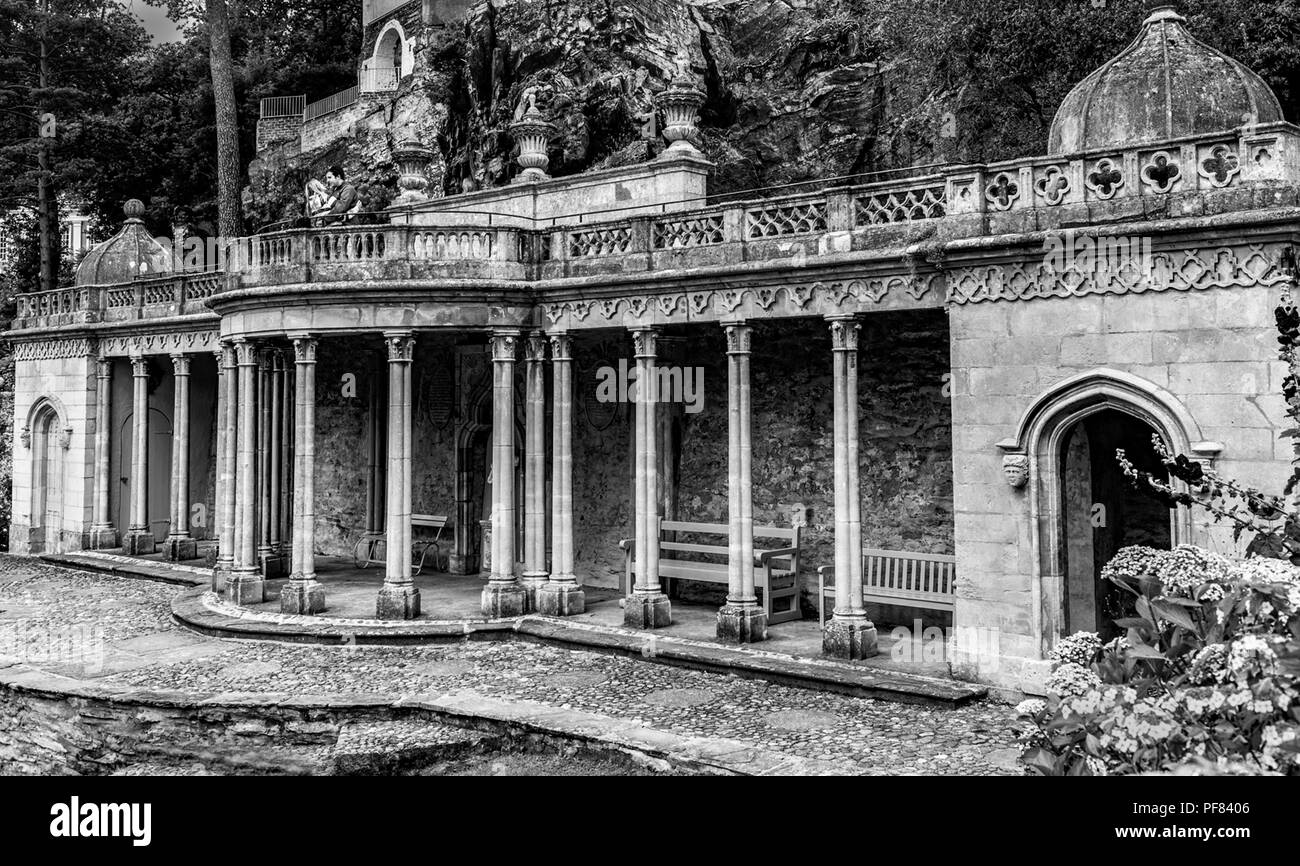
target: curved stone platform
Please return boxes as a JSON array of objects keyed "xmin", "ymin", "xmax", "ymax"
[
  {"xmin": 0, "ymin": 555, "xmax": 1022, "ymax": 776},
  {"xmin": 174, "ymin": 587, "xmax": 987, "ymax": 707}
]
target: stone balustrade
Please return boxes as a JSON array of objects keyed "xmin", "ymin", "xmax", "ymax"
[{"xmin": 13, "ymin": 124, "xmax": 1300, "ymax": 334}]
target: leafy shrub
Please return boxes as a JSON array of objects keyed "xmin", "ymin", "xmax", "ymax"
[{"xmin": 1018, "ymin": 545, "xmax": 1300, "ymax": 775}]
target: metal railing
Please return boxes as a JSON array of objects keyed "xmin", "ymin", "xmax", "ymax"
[
  {"xmin": 304, "ymin": 85, "xmax": 360, "ymax": 122},
  {"xmin": 258, "ymin": 94, "xmax": 306, "ymax": 119},
  {"xmin": 360, "ymin": 66, "xmax": 400, "ymax": 93}
]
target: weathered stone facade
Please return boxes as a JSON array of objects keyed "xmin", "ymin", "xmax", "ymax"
[{"xmin": 9, "ymin": 4, "xmax": 1300, "ymax": 693}]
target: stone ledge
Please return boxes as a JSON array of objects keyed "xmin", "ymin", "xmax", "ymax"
[
  {"xmin": 41, "ymin": 552, "xmax": 210, "ymax": 587},
  {"xmin": 169, "ymin": 587, "xmax": 986, "ymax": 707}
]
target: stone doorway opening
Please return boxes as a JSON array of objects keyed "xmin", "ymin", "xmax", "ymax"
[{"xmin": 1059, "ymin": 408, "xmax": 1172, "ymax": 640}]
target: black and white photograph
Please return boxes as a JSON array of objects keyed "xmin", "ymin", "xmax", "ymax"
[{"xmin": 0, "ymin": 0, "xmax": 1294, "ymax": 846}]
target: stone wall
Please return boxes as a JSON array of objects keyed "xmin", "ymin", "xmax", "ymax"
[
  {"xmin": 566, "ymin": 313, "xmax": 955, "ymax": 615},
  {"xmin": 948, "ymin": 280, "xmax": 1290, "ymax": 691},
  {"xmin": 9, "ymin": 354, "xmax": 95, "ymax": 555}
]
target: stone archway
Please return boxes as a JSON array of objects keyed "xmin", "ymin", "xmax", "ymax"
[
  {"xmin": 26, "ymin": 398, "xmax": 70, "ymax": 553},
  {"xmin": 998, "ymin": 369, "xmax": 1221, "ymax": 656}
]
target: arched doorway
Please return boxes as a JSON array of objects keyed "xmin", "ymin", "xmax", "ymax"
[
  {"xmin": 452, "ymin": 380, "xmax": 525, "ymax": 575},
  {"xmin": 1001, "ymin": 369, "xmax": 1220, "ymax": 657},
  {"xmin": 1059, "ymin": 408, "xmax": 1172, "ymax": 640},
  {"xmin": 29, "ymin": 402, "xmax": 67, "ymax": 553}
]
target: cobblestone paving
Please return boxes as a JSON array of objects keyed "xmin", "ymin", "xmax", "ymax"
[{"xmin": 0, "ymin": 557, "xmax": 1026, "ymax": 775}]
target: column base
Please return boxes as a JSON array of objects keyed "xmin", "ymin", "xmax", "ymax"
[
  {"xmin": 520, "ymin": 571, "xmax": 549, "ymax": 612},
  {"xmin": 822, "ymin": 616, "xmax": 879, "ymax": 660},
  {"xmin": 624, "ymin": 592, "xmax": 672, "ymax": 629},
  {"xmin": 123, "ymin": 530, "xmax": 156, "ymax": 556},
  {"xmin": 259, "ymin": 549, "xmax": 286, "ymax": 578},
  {"xmin": 280, "ymin": 577, "xmax": 326, "ymax": 615},
  {"xmin": 716, "ymin": 603, "xmax": 768, "ymax": 643},
  {"xmin": 86, "ymin": 526, "xmax": 119, "ymax": 550},
  {"xmin": 164, "ymin": 536, "xmax": 198, "ymax": 561},
  {"xmin": 212, "ymin": 561, "xmax": 234, "ymax": 593},
  {"xmin": 228, "ymin": 570, "xmax": 265, "ymax": 606},
  {"xmin": 481, "ymin": 581, "xmax": 526, "ymax": 618},
  {"xmin": 376, "ymin": 584, "xmax": 421, "ymax": 620},
  {"xmin": 447, "ymin": 553, "xmax": 478, "ymax": 575},
  {"xmin": 535, "ymin": 581, "xmax": 586, "ymax": 616}
]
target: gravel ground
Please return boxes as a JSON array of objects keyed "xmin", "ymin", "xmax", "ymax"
[{"xmin": 0, "ymin": 556, "xmax": 1026, "ymax": 776}]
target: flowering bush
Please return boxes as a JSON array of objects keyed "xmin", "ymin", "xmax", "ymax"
[{"xmin": 1019, "ymin": 546, "xmax": 1300, "ymax": 775}]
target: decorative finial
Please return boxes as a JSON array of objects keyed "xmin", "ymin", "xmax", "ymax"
[
  {"xmin": 510, "ymin": 88, "xmax": 555, "ymax": 183},
  {"xmin": 657, "ymin": 46, "xmax": 705, "ymax": 158},
  {"xmin": 123, "ymin": 199, "xmax": 146, "ymax": 221}
]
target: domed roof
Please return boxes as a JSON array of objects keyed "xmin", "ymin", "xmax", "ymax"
[
  {"xmin": 75, "ymin": 199, "xmax": 173, "ymax": 286},
  {"xmin": 1048, "ymin": 3, "xmax": 1284, "ymax": 155}
]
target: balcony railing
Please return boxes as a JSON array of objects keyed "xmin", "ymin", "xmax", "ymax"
[
  {"xmin": 258, "ymin": 95, "xmax": 306, "ymax": 119},
  {"xmin": 360, "ymin": 66, "xmax": 399, "ymax": 94},
  {"xmin": 13, "ymin": 272, "xmax": 223, "ymax": 330}
]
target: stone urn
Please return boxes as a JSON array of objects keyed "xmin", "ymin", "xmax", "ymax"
[
  {"xmin": 510, "ymin": 94, "xmax": 555, "ymax": 183},
  {"xmin": 657, "ymin": 52, "xmax": 705, "ymax": 156},
  {"xmin": 391, "ymin": 133, "xmax": 435, "ymax": 207}
]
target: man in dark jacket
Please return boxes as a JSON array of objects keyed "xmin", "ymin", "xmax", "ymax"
[{"xmin": 323, "ymin": 165, "xmax": 360, "ymax": 224}]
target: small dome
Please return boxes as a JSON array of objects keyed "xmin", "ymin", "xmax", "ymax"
[
  {"xmin": 75, "ymin": 200, "xmax": 173, "ymax": 286},
  {"xmin": 1048, "ymin": 4, "xmax": 1284, "ymax": 155}
]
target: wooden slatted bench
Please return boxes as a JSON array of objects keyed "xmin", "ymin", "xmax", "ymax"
[
  {"xmin": 620, "ymin": 518, "xmax": 803, "ymax": 624},
  {"xmin": 818, "ymin": 548, "xmax": 956, "ymax": 627},
  {"xmin": 353, "ymin": 514, "xmax": 450, "ymax": 575}
]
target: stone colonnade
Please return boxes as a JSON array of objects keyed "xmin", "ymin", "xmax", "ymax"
[{"xmin": 92, "ymin": 317, "xmax": 879, "ymax": 658}]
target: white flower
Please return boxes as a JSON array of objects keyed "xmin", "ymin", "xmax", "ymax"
[
  {"xmin": 1015, "ymin": 698, "xmax": 1047, "ymax": 717},
  {"xmin": 1051, "ymin": 632, "xmax": 1102, "ymax": 668},
  {"xmin": 1046, "ymin": 663, "xmax": 1102, "ymax": 698}
]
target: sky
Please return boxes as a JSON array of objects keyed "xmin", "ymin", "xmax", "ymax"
[{"xmin": 116, "ymin": 0, "xmax": 186, "ymax": 44}]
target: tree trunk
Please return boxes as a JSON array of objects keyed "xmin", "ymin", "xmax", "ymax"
[
  {"xmin": 37, "ymin": 0, "xmax": 57, "ymax": 292},
  {"xmin": 206, "ymin": 0, "xmax": 243, "ymax": 239}
]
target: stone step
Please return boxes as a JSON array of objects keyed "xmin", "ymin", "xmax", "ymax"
[{"xmin": 41, "ymin": 552, "xmax": 210, "ymax": 587}]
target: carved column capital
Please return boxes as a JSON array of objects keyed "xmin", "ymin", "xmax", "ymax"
[
  {"xmin": 490, "ymin": 330, "xmax": 519, "ymax": 362},
  {"xmin": 384, "ymin": 331, "xmax": 415, "ymax": 363},
  {"xmin": 233, "ymin": 339, "xmax": 258, "ymax": 367},
  {"xmin": 291, "ymin": 335, "xmax": 318, "ymax": 364},
  {"xmin": 724, "ymin": 321, "xmax": 752, "ymax": 355},
  {"xmin": 549, "ymin": 332, "xmax": 573, "ymax": 362},
  {"xmin": 130, "ymin": 355, "xmax": 149, "ymax": 377},
  {"xmin": 170, "ymin": 353, "xmax": 192, "ymax": 377},
  {"xmin": 631, "ymin": 327, "xmax": 659, "ymax": 359},
  {"xmin": 525, "ymin": 332, "xmax": 549, "ymax": 363},
  {"xmin": 827, "ymin": 316, "xmax": 860, "ymax": 352}
]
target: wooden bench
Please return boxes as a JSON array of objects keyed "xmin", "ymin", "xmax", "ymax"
[
  {"xmin": 818, "ymin": 548, "xmax": 956, "ymax": 627},
  {"xmin": 620, "ymin": 518, "xmax": 803, "ymax": 624},
  {"xmin": 353, "ymin": 514, "xmax": 450, "ymax": 576}
]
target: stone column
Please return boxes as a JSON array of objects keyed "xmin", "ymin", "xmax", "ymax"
[
  {"xmin": 520, "ymin": 332, "xmax": 549, "ymax": 609},
  {"xmin": 717, "ymin": 321, "xmax": 765, "ymax": 642},
  {"xmin": 364, "ymin": 362, "xmax": 385, "ymax": 540},
  {"xmin": 87, "ymin": 356, "xmax": 118, "ymax": 549},
  {"xmin": 164, "ymin": 354, "xmax": 197, "ymax": 560},
  {"xmin": 123, "ymin": 354, "xmax": 156, "ymax": 555},
  {"xmin": 214, "ymin": 343, "xmax": 238, "ymax": 589},
  {"xmin": 377, "ymin": 331, "xmax": 420, "ymax": 619},
  {"xmin": 229, "ymin": 340, "xmax": 264, "ymax": 605},
  {"xmin": 481, "ymin": 330, "xmax": 526, "ymax": 617},
  {"xmin": 625, "ymin": 327, "xmax": 670, "ymax": 629},
  {"xmin": 255, "ymin": 351, "xmax": 276, "ymax": 575},
  {"xmin": 269, "ymin": 350, "xmax": 285, "ymax": 561},
  {"xmin": 282, "ymin": 335, "xmax": 324, "ymax": 614},
  {"xmin": 823, "ymin": 316, "xmax": 877, "ymax": 658},
  {"xmin": 537, "ymin": 333, "xmax": 584, "ymax": 615}
]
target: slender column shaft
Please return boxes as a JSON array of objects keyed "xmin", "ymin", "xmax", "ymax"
[
  {"xmin": 228, "ymin": 341, "xmax": 264, "ymax": 604},
  {"xmin": 217, "ymin": 344, "xmax": 238, "ymax": 571},
  {"xmin": 129, "ymin": 357, "xmax": 149, "ymax": 531},
  {"xmin": 165, "ymin": 354, "xmax": 196, "ymax": 560},
  {"xmin": 521, "ymin": 333, "xmax": 549, "ymax": 607},
  {"xmin": 481, "ymin": 331, "xmax": 526, "ymax": 618},
  {"xmin": 718, "ymin": 322, "xmax": 764, "ymax": 642},
  {"xmin": 212, "ymin": 348, "xmax": 225, "ymax": 548},
  {"xmin": 282, "ymin": 336, "xmax": 324, "ymax": 614},
  {"xmin": 823, "ymin": 316, "xmax": 876, "ymax": 658},
  {"xmin": 624, "ymin": 328, "xmax": 669, "ymax": 628},
  {"xmin": 538, "ymin": 333, "xmax": 583, "ymax": 615},
  {"xmin": 88, "ymin": 356, "xmax": 116, "ymax": 548},
  {"xmin": 377, "ymin": 332, "xmax": 419, "ymax": 619},
  {"xmin": 256, "ymin": 353, "xmax": 272, "ymax": 567},
  {"xmin": 269, "ymin": 351, "xmax": 284, "ymax": 553}
]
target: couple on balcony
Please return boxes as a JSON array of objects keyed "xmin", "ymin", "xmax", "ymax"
[{"xmin": 306, "ymin": 165, "xmax": 361, "ymax": 225}]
